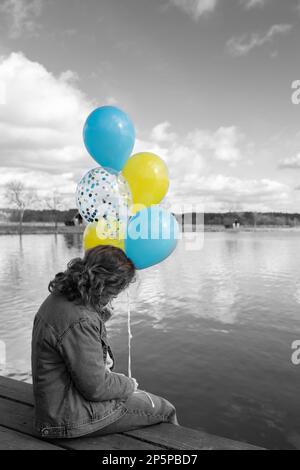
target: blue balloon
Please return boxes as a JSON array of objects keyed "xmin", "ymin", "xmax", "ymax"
[
  {"xmin": 125, "ymin": 206, "xmax": 179, "ymax": 270},
  {"xmin": 83, "ymin": 106, "xmax": 135, "ymax": 172}
]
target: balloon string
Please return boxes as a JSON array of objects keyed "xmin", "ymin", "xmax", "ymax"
[
  {"xmin": 127, "ymin": 290, "xmax": 132, "ymax": 378},
  {"xmin": 127, "ymin": 290, "xmax": 154, "ymax": 408}
]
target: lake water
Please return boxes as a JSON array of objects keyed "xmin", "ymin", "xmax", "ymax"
[{"xmin": 0, "ymin": 231, "xmax": 300, "ymax": 449}]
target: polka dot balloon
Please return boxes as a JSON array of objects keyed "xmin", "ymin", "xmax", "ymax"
[{"xmin": 76, "ymin": 166, "xmax": 132, "ymax": 227}]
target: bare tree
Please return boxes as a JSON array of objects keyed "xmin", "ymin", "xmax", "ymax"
[
  {"xmin": 6, "ymin": 180, "xmax": 36, "ymax": 234},
  {"xmin": 46, "ymin": 193, "xmax": 62, "ymax": 233},
  {"xmin": 227, "ymin": 202, "xmax": 244, "ymax": 214}
]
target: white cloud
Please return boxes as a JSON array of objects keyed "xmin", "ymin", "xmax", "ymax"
[
  {"xmin": 168, "ymin": 0, "xmax": 272, "ymax": 21},
  {"xmin": 227, "ymin": 23, "xmax": 293, "ymax": 57},
  {"xmin": 135, "ymin": 123, "xmax": 243, "ymax": 192},
  {"xmin": 0, "ymin": 52, "xmax": 92, "ymax": 173},
  {"xmin": 105, "ymin": 96, "xmax": 119, "ymax": 105},
  {"xmin": 151, "ymin": 121, "xmax": 177, "ymax": 143},
  {"xmin": 168, "ymin": 0, "xmax": 218, "ymax": 21},
  {"xmin": 172, "ymin": 174, "xmax": 290, "ymax": 211},
  {"xmin": 0, "ymin": 0, "xmax": 42, "ymax": 38},
  {"xmin": 279, "ymin": 153, "xmax": 300, "ymax": 169},
  {"xmin": 0, "ymin": 52, "xmax": 291, "ymax": 212},
  {"xmin": 188, "ymin": 126, "xmax": 243, "ymax": 163},
  {"xmin": 240, "ymin": 0, "xmax": 268, "ymax": 9},
  {"xmin": 0, "ymin": 52, "xmax": 96, "ymax": 206},
  {"xmin": 135, "ymin": 123, "xmax": 289, "ymax": 211}
]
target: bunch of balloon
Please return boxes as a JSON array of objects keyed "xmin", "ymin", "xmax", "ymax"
[
  {"xmin": 77, "ymin": 106, "xmax": 135, "ymax": 252},
  {"xmin": 76, "ymin": 105, "xmax": 179, "ymax": 270}
]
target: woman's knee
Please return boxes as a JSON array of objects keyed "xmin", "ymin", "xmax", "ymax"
[
  {"xmin": 161, "ymin": 398, "xmax": 178, "ymax": 425},
  {"xmin": 122, "ymin": 391, "xmax": 178, "ymax": 425},
  {"xmin": 124, "ymin": 390, "xmax": 177, "ymax": 422},
  {"xmin": 149, "ymin": 394, "xmax": 178, "ymax": 425}
]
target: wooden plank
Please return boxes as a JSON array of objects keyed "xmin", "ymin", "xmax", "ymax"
[
  {"xmin": 0, "ymin": 376, "xmax": 264, "ymax": 450},
  {"xmin": 0, "ymin": 397, "xmax": 160, "ymax": 450},
  {"xmin": 0, "ymin": 376, "xmax": 33, "ymax": 406},
  {"xmin": 0, "ymin": 425, "xmax": 64, "ymax": 450},
  {"xmin": 56, "ymin": 434, "xmax": 162, "ymax": 451},
  {"xmin": 0, "ymin": 396, "xmax": 49, "ymax": 437},
  {"xmin": 125, "ymin": 424, "xmax": 264, "ymax": 451}
]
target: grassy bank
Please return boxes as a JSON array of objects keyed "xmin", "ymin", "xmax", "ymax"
[
  {"xmin": 203, "ymin": 224, "xmax": 300, "ymax": 232},
  {"xmin": 0, "ymin": 223, "xmax": 84, "ymax": 235},
  {"xmin": 1, "ymin": 222, "xmax": 300, "ymax": 235}
]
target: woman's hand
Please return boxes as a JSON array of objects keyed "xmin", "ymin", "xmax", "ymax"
[
  {"xmin": 115, "ymin": 374, "xmax": 138, "ymax": 392},
  {"xmin": 131, "ymin": 378, "xmax": 138, "ymax": 392}
]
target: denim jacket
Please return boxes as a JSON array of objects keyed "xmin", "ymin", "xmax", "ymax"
[{"xmin": 31, "ymin": 293, "xmax": 134, "ymax": 438}]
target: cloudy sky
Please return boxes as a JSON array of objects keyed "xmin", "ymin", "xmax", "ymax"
[{"xmin": 0, "ymin": 0, "xmax": 300, "ymax": 211}]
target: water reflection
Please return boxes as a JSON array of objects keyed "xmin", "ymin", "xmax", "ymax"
[
  {"xmin": 224, "ymin": 237, "xmax": 240, "ymax": 255},
  {"xmin": 62, "ymin": 233, "xmax": 83, "ymax": 251},
  {"xmin": 0, "ymin": 232, "xmax": 300, "ymax": 449}
]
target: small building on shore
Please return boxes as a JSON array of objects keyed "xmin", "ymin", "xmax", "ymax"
[
  {"xmin": 64, "ymin": 213, "xmax": 83, "ymax": 227},
  {"xmin": 224, "ymin": 215, "xmax": 241, "ymax": 230}
]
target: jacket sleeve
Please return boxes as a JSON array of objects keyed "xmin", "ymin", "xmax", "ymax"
[{"xmin": 58, "ymin": 319, "xmax": 135, "ymax": 402}]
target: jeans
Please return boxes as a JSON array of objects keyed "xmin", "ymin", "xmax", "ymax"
[{"xmin": 86, "ymin": 390, "xmax": 179, "ymax": 437}]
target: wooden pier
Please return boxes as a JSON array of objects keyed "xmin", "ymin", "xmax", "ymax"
[{"xmin": 0, "ymin": 376, "xmax": 263, "ymax": 450}]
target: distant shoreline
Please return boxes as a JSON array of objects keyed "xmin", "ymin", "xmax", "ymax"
[
  {"xmin": 0, "ymin": 223, "xmax": 84, "ymax": 235},
  {"xmin": 1, "ymin": 223, "xmax": 300, "ymax": 236}
]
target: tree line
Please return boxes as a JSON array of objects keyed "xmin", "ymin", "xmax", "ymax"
[
  {"xmin": 179, "ymin": 212, "xmax": 300, "ymax": 227},
  {"xmin": 3, "ymin": 209, "xmax": 300, "ymax": 227},
  {"xmin": 2, "ymin": 179, "xmax": 300, "ymax": 234}
]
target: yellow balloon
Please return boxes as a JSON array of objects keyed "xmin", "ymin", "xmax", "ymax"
[
  {"xmin": 83, "ymin": 220, "xmax": 125, "ymax": 252},
  {"xmin": 130, "ymin": 203, "xmax": 145, "ymax": 216},
  {"xmin": 122, "ymin": 153, "xmax": 169, "ymax": 210}
]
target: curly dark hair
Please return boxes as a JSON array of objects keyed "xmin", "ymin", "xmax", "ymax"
[{"xmin": 48, "ymin": 245, "xmax": 136, "ymax": 316}]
